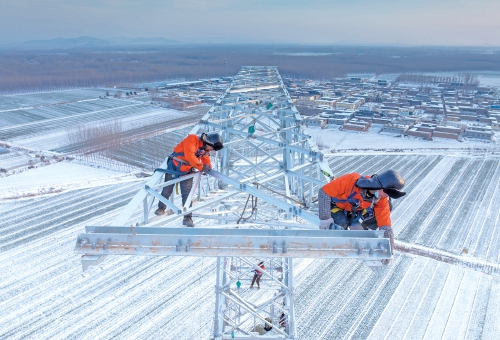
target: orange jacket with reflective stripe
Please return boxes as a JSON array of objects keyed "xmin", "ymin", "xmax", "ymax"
[
  {"xmin": 172, "ymin": 134, "xmax": 212, "ymax": 172},
  {"xmin": 322, "ymin": 172, "xmax": 391, "ymax": 227}
]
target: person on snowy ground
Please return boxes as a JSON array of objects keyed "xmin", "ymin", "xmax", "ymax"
[
  {"xmin": 251, "ymin": 317, "xmax": 273, "ymax": 335},
  {"xmin": 250, "ymin": 261, "xmax": 265, "ymax": 289},
  {"xmin": 154, "ymin": 132, "xmax": 223, "ymax": 227},
  {"xmin": 317, "ymin": 170, "xmax": 406, "ymax": 264}
]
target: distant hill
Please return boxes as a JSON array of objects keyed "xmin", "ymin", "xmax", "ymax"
[
  {"xmin": 22, "ymin": 36, "xmax": 111, "ymax": 49},
  {"xmin": 19, "ymin": 36, "xmax": 181, "ymax": 49},
  {"xmin": 111, "ymin": 37, "xmax": 181, "ymax": 45}
]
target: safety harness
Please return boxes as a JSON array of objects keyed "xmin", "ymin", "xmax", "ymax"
[
  {"xmin": 155, "ymin": 147, "xmax": 209, "ymax": 178},
  {"xmin": 330, "ymin": 184, "xmax": 376, "ymax": 228}
]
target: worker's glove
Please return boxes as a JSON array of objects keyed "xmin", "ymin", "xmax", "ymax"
[
  {"xmin": 201, "ymin": 164, "xmax": 212, "ymax": 174},
  {"xmin": 319, "ymin": 218, "xmax": 334, "ymax": 230},
  {"xmin": 379, "ymin": 226, "xmax": 394, "ymax": 265}
]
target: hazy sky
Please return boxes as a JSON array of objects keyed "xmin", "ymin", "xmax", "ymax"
[{"xmin": 1, "ymin": 0, "xmax": 499, "ymax": 45}]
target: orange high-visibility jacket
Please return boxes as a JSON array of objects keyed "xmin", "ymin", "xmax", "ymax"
[
  {"xmin": 172, "ymin": 134, "xmax": 212, "ymax": 172},
  {"xmin": 322, "ymin": 172, "xmax": 392, "ymax": 227}
]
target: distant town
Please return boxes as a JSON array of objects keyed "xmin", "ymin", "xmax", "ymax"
[{"xmin": 144, "ymin": 74, "xmax": 499, "ymax": 142}]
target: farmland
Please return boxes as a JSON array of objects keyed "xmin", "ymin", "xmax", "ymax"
[{"xmin": 1, "ymin": 88, "xmax": 500, "ymax": 339}]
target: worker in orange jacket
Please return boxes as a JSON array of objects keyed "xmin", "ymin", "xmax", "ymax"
[
  {"xmin": 318, "ymin": 170, "xmax": 406, "ymax": 264},
  {"xmin": 250, "ymin": 261, "xmax": 265, "ymax": 289},
  {"xmin": 155, "ymin": 132, "xmax": 223, "ymax": 227}
]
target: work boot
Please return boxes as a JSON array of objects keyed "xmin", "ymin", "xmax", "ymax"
[
  {"xmin": 155, "ymin": 208, "xmax": 165, "ymax": 216},
  {"xmin": 183, "ymin": 216, "xmax": 195, "ymax": 227}
]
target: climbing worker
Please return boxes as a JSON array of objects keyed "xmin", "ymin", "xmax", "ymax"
[
  {"xmin": 154, "ymin": 132, "xmax": 223, "ymax": 227},
  {"xmin": 279, "ymin": 312, "xmax": 286, "ymax": 329},
  {"xmin": 250, "ymin": 261, "xmax": 265, "ymax": 289},
  {"xmin": 317, "ymin": 170, "xmax": 406, "ymax": 264}
]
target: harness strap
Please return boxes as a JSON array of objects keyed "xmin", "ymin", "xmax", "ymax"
[
  {"xmin": 172, "ymin": 156, "xmax": 188, "ymax": 164},
  {"xmin": 331, "ymin": 186, "xmax": 361, "ymax": 227},
  {"xmin": 154, "ymin": 146, "xmax": 207, "ymax": 178},
  {"xmin": 331, "ymin": 187, "xmax": 359, "ymax": 206},
  {"xmin": 154, "ymin": 158, "xmax": 190, "ymax": 178}
]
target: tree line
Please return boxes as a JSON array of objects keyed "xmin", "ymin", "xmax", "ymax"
[
  {"xmin": 0, "ymin": 45, "xmax": 499, "ymax": 93},
  {"xmin": 395, "ymin": 73, "xmax": 480, "ymax": 85}
]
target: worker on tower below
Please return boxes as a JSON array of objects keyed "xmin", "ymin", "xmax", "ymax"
[
  {"xmin": 250, "ymin": 261, "xmax": 265, "ymax": 289},
  {"xmin": 155, "ymin": 132, "xmax": 223, "ymax": 227},
  {"xmin": 317, "ymin": 170, "xmax": 406, "ymax": 264}
]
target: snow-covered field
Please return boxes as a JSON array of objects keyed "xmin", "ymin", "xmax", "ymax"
[
  {"xmin": 0, "ymin": 98, "xmax": 189, "ymax": 152},
  {"xmin": 0, "ymin": 162, "xmax": 141, "ymax": 200},
  {"xmin": 2, "ymin": 153, "xmax": 500, "ymax": 339},
  {"xmin": 307, "ymin": 124, "xmax": 498, "ymax": 153},
  {"xmin": 0, "ymin": 88, "xmax": 111, "ymax": 111},
  {"xmin": 1, "ymin": 88, "xmax": 500, "ymax": 339}
]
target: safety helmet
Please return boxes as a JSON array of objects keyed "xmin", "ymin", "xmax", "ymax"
[
  {"xmin": 202, "ymin": 132, "xmax": 224, "ymax": 151},
  {"xmin": 356, "ymin": 170, "xmax": 406, "ymax": 199}
]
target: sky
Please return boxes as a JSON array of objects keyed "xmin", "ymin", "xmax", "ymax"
[{"xmin": 1, "ymin": 0, "xmax": 499, "ymax": 46}]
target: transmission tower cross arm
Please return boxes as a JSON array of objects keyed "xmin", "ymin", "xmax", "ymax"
[{"xmin": 75, "ymin": 227, "xmax": 391, "ymax": 260}]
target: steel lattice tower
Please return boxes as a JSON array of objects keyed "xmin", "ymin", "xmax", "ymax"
[{"xmin": 75, "ymin": 66, "xmax": 391, "ymax": 340}]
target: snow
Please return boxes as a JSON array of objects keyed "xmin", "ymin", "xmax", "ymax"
[
  {"xmin": 0, "ymin": 88, "xmax": 110, "ymax": 110},
  {"xmin": 306, "ymin": 125, "xmax": 496, "ymax": 153},
  {"xmin": 0, "ymin": 162, "xmax": 141, "ymax": 199},
  {"xmin": 2, "ymin": 87, "xmax": 500, "ymax": 339},
  {"xmin": 2, "ymin": 152, "xmax": 500, "ymax": 340}
]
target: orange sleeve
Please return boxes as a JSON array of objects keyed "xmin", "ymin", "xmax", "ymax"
[
  {"xmin": 200, "ymin": 153, "xmax": 212, "ymax": 167},
  {"xmin": 322, "ymin": 173, "xmax": 360, "ymax": 198},
  {"xmin": 181, "ymin": 135, "xmax": 204, "ymax": 171},
  {"xmin": 373, "ymin": 198, "xmax": 392, "ymax": 227}
]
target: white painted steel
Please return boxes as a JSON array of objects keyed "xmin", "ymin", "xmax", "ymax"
[{"xmin": 74, "ymin": 66, "xmax": 388, "ymax": 339}]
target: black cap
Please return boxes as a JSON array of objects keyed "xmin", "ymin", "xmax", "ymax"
[{"xmin": 356, "ymin": 170, "xmax": 406, "ymax": 199}]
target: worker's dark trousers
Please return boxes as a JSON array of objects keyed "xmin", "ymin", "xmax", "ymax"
[
  {"xmin": 251, "ymin": 274, "xmax": 262, "ymax": 287},
  {"xmin": 158, "ymin": 173, "xmax": 194, "ymax": 218}
]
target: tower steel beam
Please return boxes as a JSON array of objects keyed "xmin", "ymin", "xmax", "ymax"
[
  {"xmin": 75, "ymin": 227, "xmax": 391, "ymax": 259},
  {"xmin": 74, "ymin": 66, "xmax": 392, "ymax": 339}
]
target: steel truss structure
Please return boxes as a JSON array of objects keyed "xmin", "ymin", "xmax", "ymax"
[{"xmin": 75, "ymin": 66, "xmax": 391, "ymax": 339}]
